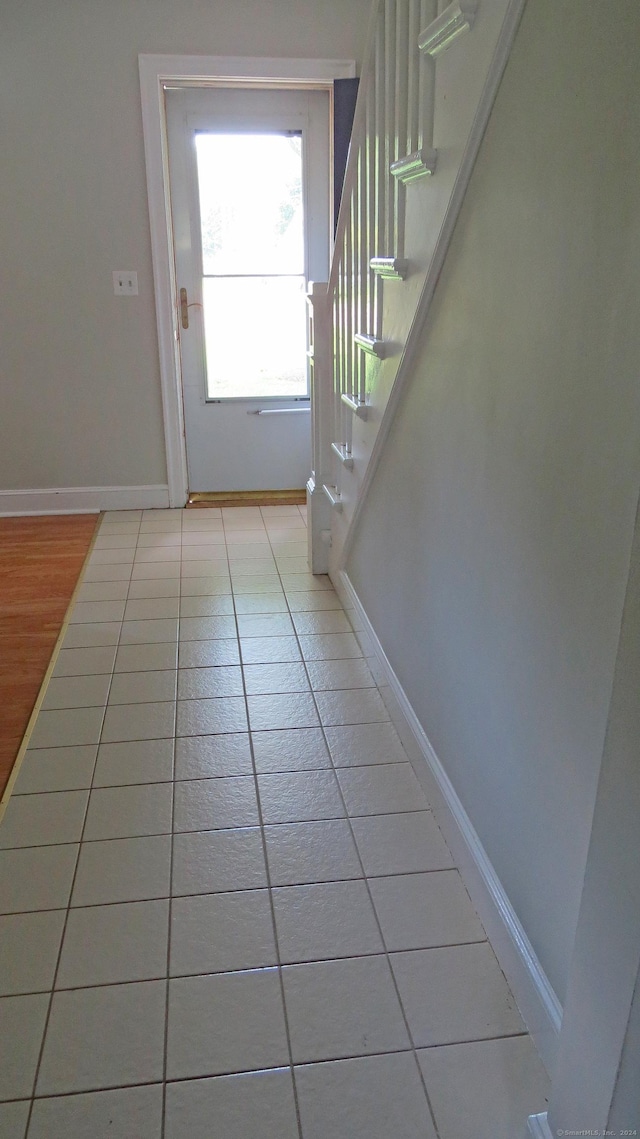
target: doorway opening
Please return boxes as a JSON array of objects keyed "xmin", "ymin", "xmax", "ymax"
[{"xmin": 139, "ymin": 55, "xmax": 357, "ymax": 507}]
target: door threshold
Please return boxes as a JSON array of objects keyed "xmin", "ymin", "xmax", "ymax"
[{"xmin": 188, "ymin": 489, "xmax": 306, "ymax": 508}]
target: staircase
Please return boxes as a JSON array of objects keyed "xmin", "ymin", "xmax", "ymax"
[{"xmin": 307, "ymin": 0, "xmax": 526, "ymax": 575}]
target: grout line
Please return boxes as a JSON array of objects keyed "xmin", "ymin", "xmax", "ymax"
[
  {"xmin": 160, "ymin": 507, "xmax": 183, "ymax": 1136},
  {"xmin": 23, "ymin": 520, "xmax": 124, "ymax": 1132},
  {"xmin": 224, "ymin": 509, "xmax": 305, "ymax": 1139}
]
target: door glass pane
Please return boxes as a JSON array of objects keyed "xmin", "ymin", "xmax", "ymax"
[
  {"xmin": 202, "ymin": 276, "xmax": 307, "ymax": 399},
  {"xmin": 195, "ymin": 131, "xmax": 308, "ymax": 401}
]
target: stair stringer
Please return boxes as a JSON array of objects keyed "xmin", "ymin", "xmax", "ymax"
[{"xmin": 329, "ymin": 0, "xmax": 527, "ymax": 575}]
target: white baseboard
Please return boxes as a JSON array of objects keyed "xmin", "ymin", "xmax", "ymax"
[
  {"xmin": 527, "ymin": 1112, "xmax": 553, "ymax": 1139},
  {"xmin": 335, "ymin": 568, "xmax": 562, "ymax": 1077},
  {"xmin": 0, "ymin": 485, "xmax": 170, "ymax": 516}
]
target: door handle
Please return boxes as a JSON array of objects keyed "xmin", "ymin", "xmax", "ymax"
[{"xmin": 179, "ymin": 287, "xmax": 202, "ymax": 330}]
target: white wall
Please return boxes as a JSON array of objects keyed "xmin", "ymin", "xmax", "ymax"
[
  {"xmin": 346, "ymin": 0, "xmax": 640, "ymax": 1004},
  {"xmin": 0, "ymin": 0, "xmax": 370, "ymax": 491}
]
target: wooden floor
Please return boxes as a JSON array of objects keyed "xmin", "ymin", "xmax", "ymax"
[{"xmin": 0, "ymin": 514, "xmax": 98, "ymax": 796}]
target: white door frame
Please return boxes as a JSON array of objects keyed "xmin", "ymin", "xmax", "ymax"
[{"xmin": 139, "ymin": 54, "xmax": 356, "ymax": 507}]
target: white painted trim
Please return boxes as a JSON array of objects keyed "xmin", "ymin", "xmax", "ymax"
[
  {"xmin": 418, "ymin": 0, "xmax": 478, "ymax": 58},
  {"xmin": 526, "ymin": 1112, "xmax": 553, "ymax": 1139},
  {"xmin": 354, "ymin": 333, "xmax": 387, "ymax": 359},
  {"xmin": 0, "ymin": 485, "xmax": 169, "ymax": 516},
  {"xmin": 335, "ymin": 567, "xmax": 563, "ymax": 1076},
  {"xmin": 341, "ymin": 0, "xmax": 528, "ymax": 565},
  {"xmin": 138, "ymin": 54, "xmax": 356, "ymax": 508},
  {"xmin": 390, "ymin": 147, "xmax": 438, "ymax": 184}
]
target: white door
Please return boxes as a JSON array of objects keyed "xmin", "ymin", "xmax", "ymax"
[{"xmin": 166, "ymin": 86, "xmax": 330, "ymax": 493}]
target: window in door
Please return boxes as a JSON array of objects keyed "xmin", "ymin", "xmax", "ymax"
[{"xmin": 194, "ymin": 130, "xmax": 308, "ymax": 401}]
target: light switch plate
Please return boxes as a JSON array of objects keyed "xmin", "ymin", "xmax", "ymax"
[{"xmin": 113, "ymin": 271, "xmax": 138, "ymax": 295}]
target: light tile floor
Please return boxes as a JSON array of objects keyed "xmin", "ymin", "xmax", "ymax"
[{"xmin": 0, "ymin": 506, "xmax": 549, "ymax": 1138}]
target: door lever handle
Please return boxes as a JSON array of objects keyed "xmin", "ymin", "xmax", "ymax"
[{"xmin": 179, "ymin": 287, "xmax": 202, "ymax": 330}]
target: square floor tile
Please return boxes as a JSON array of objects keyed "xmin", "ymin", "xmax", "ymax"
[
  {"xmin": 297, "ymin": 633, "xmax": 362, "ymax": 661},
  {"xmin": 180, "ymin": 616, "xmax": 237, "ymax": 641},
  {"xmin": 177, "ymin": 697, "xmax": 248, "ymax": 737},
  {"xmin": 57, "ymin": 900, "xmax": 169, "ymax": 988},
  {"xmin": 167, "ymin": 969, "xmax": 289, "ymax": 1079},
  {"xmin": 124, "ymin": 597, "xmax": 180, "ymax": 621},
  {"xmin": 417, "ymin": 1036, "xmax": 549, "ymax": 1139},
  {"xmin": 36, "ymin": 980, "xmax": 166, "ymax": 1095},
  {"xmin": 136, "ymin": 531, "xmax": 181, "ymax": 547},
  {"xmin": 172, "ymin": 828, "xmax": 267, "ymax": 896},
  {"xmin": 369, "ymin": 870, "xmax": 485, "ymax": 951},
  {"xmin": 61, "ymin": 622, "xmax": 123, "ymax": 649},
  {"xmin": 179, "ymin": 638, "xmax": 240, "ymax": 668},
  {"xmin": 0, "ymin": 1101, "xmax": 29, "ymax": 1138},
  {"xmin": 243, "ymin": 662, "xmax": 309, "ymax": 696},
  {"xmin": 69, "ymin": 599, "xmax": 126, "ymax": 624},
  {"xmin": 94, "ymin": 534, "xmax": 137, "ymax": 550},
  {"xmin": 174, "ymin": 777, "xmax": 259, "ymax": 832},
  {"xmin": 181, "ymin": 541, "xmax": 227, "ymax": 558},
  {"xmin": 0, "ymin": 790, "xmax": 88, "ymax": 849},
  {"xmin": 247, "ymin": 693, "xmax": 319, "ymax": 731},
  {"xmin": 29, "ymin": 706, "xmax": 104, "ymax": 749},
  {"xmin": 119, "ymin": 618, "xmax": 179, "ymax": 644},
  {"xmin": 337, "ymin": 764, "xmax": 429, "ymax": 816},
  {"xmin": 134, "ymin": 547, "xmax": 180, "ymax": 563},
  {"xmin": 306, "ymin": 658, "xmax": 375, "ymax": 691},
  {"xmin": 127, "ymin": 577, "xmax": 181, "ymax": 599},
  {"xmin": 170, "ymin": 889, "xmax": 276, "ymax": 976},
  {"xmin": 233, "ymin": 593, "xmax": 287, "ymax": 614},
  {"xmin": 257, "ymin": 770, "xmax": 345, "ymax": 823},
  {"xmin": 295, "ymin": 1052, "xmax": 437, "ymax": 1139},
  {"xmin": 175, "ymin": 734, "xmax": 252, "ymax": 780},
  {"xmin": 108, "ymin": 669, "xmax": 177, "ymax": 704},
  {"xmin": 178, "ymin": 665, "xmax": 243, "ymax": 700},
  {"xmin": 53, "ymin": 646, "xmax": 117, "ymax": 677},
  {"xmin": 228, "ymin": 560, "xmax": 277, "ymax": 577},
  {"xmin": 77, "ymin": 579, "xmax": 129, "ymax": 602},
  {"xmin": 251, "ymin": 728, "xmax": 330, "ymax": 773},
  {"xmin": 325, "ymin": 722, "xmax": 407, "ymax": 767},
  {"xmin": 93, "ymin": 739, "xmax": 174, "ymax": 786},
  {"xmin": 391, "ymin": 943, "xmax": 525, "ymax": 1047},
  {"xmin": 28, "ymin": 1084, "xmax": 163, "ymax": 1139},
  {"xmin": 181, "ymin": 559, "xmax": 229, "ymax": 577},
  {"xmin": 292, "ymin": 611, "xmax": 351, "ymax": 635},
  {"xmin": 14, "ymin": 746, "xmax": 96, "ymax": 794},
  {"xmin": 282, "ymin": 955, "xmax": 410, "ymax": 1063},
  {"xmin": 264, "ymin": 819, "xmax": 363, "ymax": 886},
  {"xmin": 72, "ymin": 835, "xmax": 171, "ymax": 906},
  {"xmin": 131, "ymin": 562, "xmax": 180, "ymax": 580},
  {"xmin": 180, "ymin": 595, "xmax": 234, "ymax": 617},
  {"xmin": 286, "ymin": 590, "xmax": 342, "ymax": 612},
  {"xmin": 0, "ymin": 911, "xmax": 66, "ymax": 995},
  {"xmin": 280, "ymin": 573, "xmax": 332, "ymax": 592},
  {"xmin": 276, "ymin": 557, "xmax": 311, "ymax": 574},
  {"xmin": 240, "ymin": 637, "xmax": 301, "ymax": 664},
  {"xmin": 88, "ymin": 550, "xmax": 133, "ymax": 566},
  {"xmin": 232, "ymin": 576, "xmax": 282, "ymax": 594},
  {"xmin": 83, "ymin": 784, "xmax": 173, "ymax": 840},
  {"xmin": 101, "ymin": 701, "xmax": 175, "ymax": 743},
  {"xmin": 351, "ymin": 812, "xmax": 454, "ymax": 876},
  {"xmin": 165, "ymin": 1069, "xmax": 298, "ymax": 1139},
  {"xmin": 315, "ymin": 689, "xmax": 389, "ymax": 727},
  {"xmin": 273, "ymin": 880, "xmax": 383, "ymax": 964},
  {"xmin": 0, "ymin": 845, "xmax": 78, "ymax": 914},
  {"xmin": 0, "ymin": 993, "xmax": 49, "ymax": 1100},
  {"xmin": 83, "ymin": 564, "xmax": 131, "ymax": 583},
  {"xmin": 236, "ymin": 614, "xmax": 294, "ymax": 638},
  {"xmin": 181, "ymin": 576, "xmax": 232, "ymax": 597},
  {"xmin": 114, "ymin": 641, "xmax": 178, "ymax": 673}
]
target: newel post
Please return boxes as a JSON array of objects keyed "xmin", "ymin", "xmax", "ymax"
[{"xmin": 306, "ymin": 281, "xmax": 333, "ymax": 574}]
